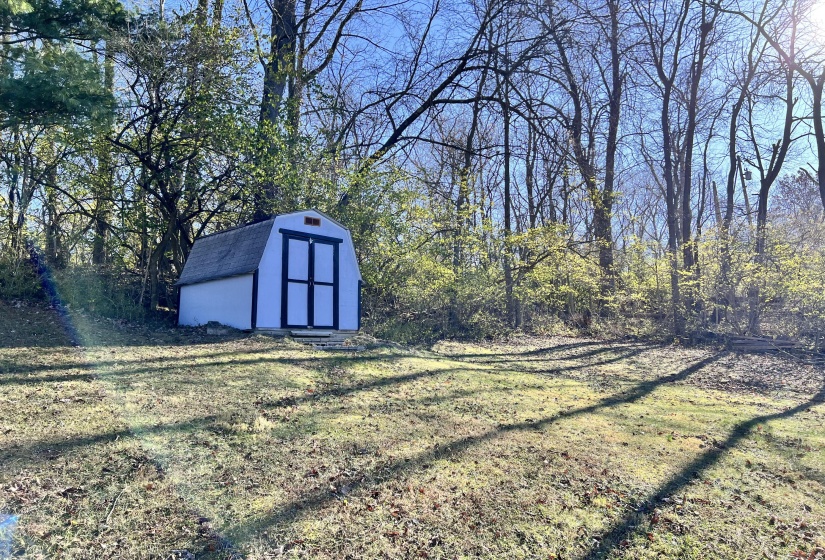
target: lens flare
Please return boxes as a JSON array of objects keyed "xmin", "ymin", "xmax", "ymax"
[{"xmin": 810, "ymin": 1, "xmax": 825, "ymax": 32}]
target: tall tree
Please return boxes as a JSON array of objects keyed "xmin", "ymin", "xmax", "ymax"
[
  {"xmin": 742, "ymin": 39, "xmax": 796, "ymax": 333},
  {"xmin": 721, "ymin": 7, "xmax": 770, "ymax": 329},
  {"xmin": 632, "ymin": 0, "xmax": 691, "ymax": 335},
  {"xmin": 91, "ymin": 41, "xmax": 115, "ymax": 265},
  {"xmin": 540, "ymin": 0, "xmax": 625, "ymax": 309},
  {"xmin": 249, "ymin": 0, "xmax": 364, "ymax": 218},
  {"xmin": 723, "ymin": 0, "xmax": 825, "ymax": 211}
]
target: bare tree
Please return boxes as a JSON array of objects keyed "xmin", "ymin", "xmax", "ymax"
[
  {"xmin": 632, "ymin": 0, "xmax": 691, "ymax": 335},
  {"xmin": 720, "ymin": 5, "xmax": 771, "ymax": 329},
  {"xmin": 742, "ymin": 44, "xmax": 796, "ymax": 333},
  {"xmin": 537, "ymin": 0, "xmax": 626, "ymax": 308},
  {"xmin": 721, "ymin": 0, "xmax": 825, "ymax": 209}
]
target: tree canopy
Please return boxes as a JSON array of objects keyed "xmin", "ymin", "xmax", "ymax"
[{"xmin": 3, "ymin": 0, "xmax": 825, "ymax": 344}]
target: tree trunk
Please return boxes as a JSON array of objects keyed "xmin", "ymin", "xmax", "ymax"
[
  {"xmin": 681, "ymin": 7, "xmax": 715, "ymax": 308},
  {"xmin": 92, "ymin": 42, "xmax": 115, "ymax": 265},
  {"xmin": 599, "ymin": 0, "xmax": 621, "ymax": 301},
  {"xmin": 812, "ymin": 79, "xmax": 825, "ymax": 210},
  {"xmin": 7, "ymin": 153, "xmax": 19, "ymax": 254},
  {"xmin": 661, "ymin": 80, "xmax": 683, "ymax": 336},
  {"xmin": 255, "ymin": 0, "xmax": 297, "ymax": 219},
  {"xmin": 747, "ymin": 62, "xmax": 794, "ymax": 334},
  {"xmin": 526, "ymin": 128, "xmax": 536, "ymax": 230},
  {"xmin": 502, "ymin": 83, "xmax": 516, "ymax": 328},
  {"xmin": 260, "ymin": 0, "xmax": 296, "ymax": 128},
  {"xmin": 44, "ymin": 183, "xmax": 61, "ymax": 267}
]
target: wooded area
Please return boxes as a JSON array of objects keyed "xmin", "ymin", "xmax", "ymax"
[{"xmin": 2, "ymin": 0, "xmax": 825, "ymax": 343}]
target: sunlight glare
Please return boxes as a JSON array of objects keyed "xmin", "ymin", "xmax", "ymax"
[{"xmin": 810, "ymin": 1, "xmax": 825, "ymax": 33}]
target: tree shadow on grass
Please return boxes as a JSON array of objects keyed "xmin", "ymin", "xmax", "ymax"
[
  {"xmin": 531, "ymin": 346, "xmax": 648, "ymax": 377},
  {"xmin": 0, "ymin": 370, "xmax": 97, "ymax": 386},
  {"xmin": 457, "ymin": 342, "xmax": 654, "ymax": 365},
  {"xmin": 0, "ymin": 338, "xmax": 631, "ymax": 391},
  {"xmin": 1, "ymin": 341, "xmax": 729, "ymax": 556},
  {"xmin": 0, "ymin": 346, "xmax": 408, "ymax": 384},
  {"xmin": 436, "ymin": 340, "xmax": 604, "ymax": 360},
  {"xmin": 219, "ymin": 353, "xmax": 727, "ymax": 546},
  {"xmin": 0, "ymin": 340, "xmax": 653, "ymax": 472},
  {"xmin": 0, "ymin": 415, "xmax": 220, "ymax": 466},
  {"xmin": 220, "ymin": 347, "xmax": 651, "ymax": 411},
  {"xmin": 584, "ymin": 383, "xmax": 825, "ymax": 559}
]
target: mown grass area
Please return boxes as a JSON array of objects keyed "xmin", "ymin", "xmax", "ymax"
[{"xmin": 1, "ymin": 300, "xmax": 824, "ymax": 559}]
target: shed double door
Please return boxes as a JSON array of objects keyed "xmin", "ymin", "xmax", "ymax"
[{"xmin": 281, "ymin": 232, "xmax": 340, "ymax": 329}]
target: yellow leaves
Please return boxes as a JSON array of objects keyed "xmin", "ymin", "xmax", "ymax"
[{"xmin": 6, "ymin": 0, "xmax": 33, "ymax": 14}]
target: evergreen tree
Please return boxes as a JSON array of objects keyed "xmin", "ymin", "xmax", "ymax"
[{"xmin": 0, "ymin": 0, "xmax": 126, "ymax": 127}]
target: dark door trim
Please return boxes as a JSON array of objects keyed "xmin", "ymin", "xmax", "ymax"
[
  {"xmin": 279, "ymin": 228, "xmax": 343, "ymax": 245},
  {"xmin": 280, "ymin": 230, "xmax": 341, "ymax": 329},
  {"xmin": 251, "ymin": 269, "xmax": 259, "ymax": 329}
]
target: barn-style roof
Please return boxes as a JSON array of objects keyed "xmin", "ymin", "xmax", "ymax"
[{"xmin": 175, "ymin": 218, "xmax": 275, "ymax": 286}]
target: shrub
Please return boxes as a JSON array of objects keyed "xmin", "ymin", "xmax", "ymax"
[
  {"xmin": 51, "ymin": 267, "xmax": 147, "ymax": 321},
  {"xmin": 0, "ymin": 255, "xmax": 43, "ymax": 301}
]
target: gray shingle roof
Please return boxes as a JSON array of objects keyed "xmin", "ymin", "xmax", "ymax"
[{"xmin": 175, "ymin": 218, "xmax": 275, "ymax": 286}]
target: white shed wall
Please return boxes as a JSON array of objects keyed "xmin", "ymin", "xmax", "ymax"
[
  {"xmin": 255, "ymin": 224, "xmax": 283, "ymax": 329},
  {"xmin": 178, "ymin": 274, "xmax": 253, "ymax": 330},
  {"xmin": 337, "ymin": 231, "xmax": 361, "ymax": 330},
  {"xmin": 255, "ymin": 210, "xmax": 361, "ymax": 330}
]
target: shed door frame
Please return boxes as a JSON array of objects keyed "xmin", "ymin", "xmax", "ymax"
[{"xmin": 280, "ymin": 228, "xmax": 341, "ymax": 329}]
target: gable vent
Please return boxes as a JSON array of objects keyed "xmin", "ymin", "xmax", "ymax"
[{"xmin": 304, "ymin": 216, "xmax": 321, "ymax": 226}]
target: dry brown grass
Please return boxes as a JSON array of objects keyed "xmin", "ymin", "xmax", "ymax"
[{"xmin": 1, "ymin": 301, "xmax": 824, "ymax": 559}]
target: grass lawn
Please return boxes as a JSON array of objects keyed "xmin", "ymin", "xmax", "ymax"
[{"xmin": 1, "ymin": 300, "xmax": 824, "ymax": 559}]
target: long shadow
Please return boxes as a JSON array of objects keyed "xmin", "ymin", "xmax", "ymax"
[
  {"xmin": 257, "ymin": 367, "xmax": 452, "ymax": 409},
  {"xmin": 0, "ymin": 365, "xmax": 459, "ymax": 464},
  {"xmin": 0, "ymin": 347, "xmax": 238, "ymax": 377},
  {"xmin": 0, "ymin": 415, "xmax": 219, "ymax": 465},
  {"xmin": 500, "ymin": 347, "xmax": 649, "ymax": 380},
  {"xmin": 113, "ymin": 347, "xmax": 649, "ymax": 403},
  {"xmin": 438, "ymin": 340, "xmax": 605, "ymax": 360},
  {"xmin": 2, "ymin": 340, "xmax": 717, "ymax": 555},
  {"xmin": 1, "ymin": 341, "xmax": 631, "ymax": 390},
  {"xmin": 0, "ymin": 347, "xmax": 407, "ymax": 384},
  {"xmin": 219, "ymin": 353, "xmax": 726, "ymax": 544},
  {"xmin": 0, "ymin": 345, "xmax": 296, "ymax": 377},
  {"xmin": 0, "ymin": 342, "xmax": 654, "ymax": 467},
  {"xmin": 0, "ymin": 337, "xmax": 621, "ymax": 381},
  {"xmin": 463, "ymin": 343, "xmax": 653, "ymax": 366},
  {"xmin": 0, "ymin": 371, "xmax": 97, "ymax": 386},
  {"xmin": 585, "ymin": 383, "xmax": 825, "ymax": 559}
]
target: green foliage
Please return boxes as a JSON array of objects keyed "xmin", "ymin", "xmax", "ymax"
[
  {"xmin": 0, "ymin": 0, "xmax": 126, "ymax": 41},
  {"xmin": 361, "ymin": 203, "xmax": 605, "ymax": 342},
  {"xmin": 0, "ymin": 255, "xmax": 42, "ymax": 300},
  {"xmin": 370, "ymin": 249, "xmax": 509, "ymax": 343},
  {"xmin": 51, "ymin": 266, "xmax": 147, "ymax": 321},
  {"xmin": 3, "ymin": 0, "xmax": 825, "ymax": 349},
  {"xmin": 0, "ymin": 46, "xmax": 114, "ymax": 128},
  {"xmin": 760, "ymin": 227, "xmax": 825, "ymax": 340},
  {"xmin": 518, "ymin": 228, "xmax": 600, "ymax": 317},
  {"xmin": 0, "ymin": 0, "xmax": 126, "ymax": 128}
]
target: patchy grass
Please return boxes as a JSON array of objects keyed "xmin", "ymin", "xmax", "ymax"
[{"xmin": 1, "ymin": 301, "xmax": 824, "ymax": 559}]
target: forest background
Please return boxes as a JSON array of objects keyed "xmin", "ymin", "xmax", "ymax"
[{"xmin": 3, "ymin": 0, "xmax": 825, "ymax": 344}]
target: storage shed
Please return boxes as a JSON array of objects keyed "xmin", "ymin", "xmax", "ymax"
[{"xmin": 176, "ymin": 209, "xmax": 362, "ymax": 332}]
